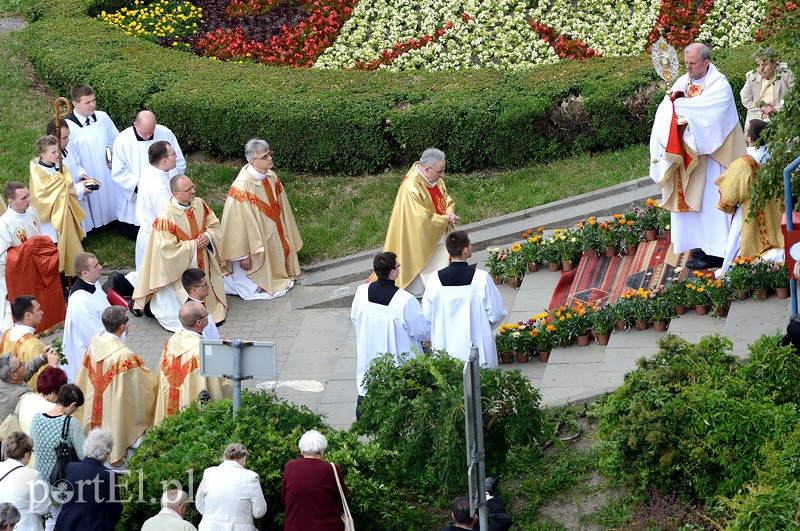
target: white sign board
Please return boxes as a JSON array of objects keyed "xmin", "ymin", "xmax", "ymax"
[{"xmin": 199, "ymin": 340, "xmax": 278, "ymax": 380}]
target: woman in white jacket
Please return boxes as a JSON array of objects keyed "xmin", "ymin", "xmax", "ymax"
[
  {"xmin": 0, "ymin": 432, "xmax": 51, "ymax": 531},
  {"xmin": 195, "ymin": 443, "xmax": 267, "ymax": 531}
]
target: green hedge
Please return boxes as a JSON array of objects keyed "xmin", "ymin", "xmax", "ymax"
[{"xmin": 22, "ymin": 7, "xmax": 757, "ymax": 173}]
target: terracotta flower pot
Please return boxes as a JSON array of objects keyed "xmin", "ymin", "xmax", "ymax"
[
  {"xmin": 576, "ymin": 334, "xmax": 591, "ymax": 347},
  {"xmin": 713, "ymin": 306, "xmax": 728, "ymax": 318},
  {"xmin": 596, "ymin": 333, "xmax": 610, "ymax": 346},
  {"xmin": 604, "ymin": 246, "xmax": 618, "ymax": 258},
  {"xmin": 664, "ymin": 229, "xmax": 671, "ymax": 244},
  {"xmin": 562, "ymin": 260, "xmax": 575, "ymax": 272},
  {"xmin": 527, "ymin": 262, "xmax": 540, "ymax": 273},
  {"xmin": 635, "ymin": 319, "xmax": 649, "ymax": 330},
  {"xmin": 754, "ymin": 289, "xmax": 769, "ymax": 300},
  {"xmin": 652, "ymin": 320, "xmax": 668, "ymax": 332},
  {"xmin": 734, "ymin": 289, "xmax": 750, "ymax": 300},
  {"xmin": 776, "ymin": 287, "xmax": 790, "ymax": 300},
  {"xmin": 548, "ymin": 261, "xmax": 562, "ymax": 272},
  {"xmin": 492, "ymin": 275, "xmax": 503, "ymax": 285},
  {"xmin": 694, "ymin": 304, "xmax": 708, "ymax": 315},
  {"xmin": 498, "ymin": 351, "xmax": 514, "ymax": 364},
  {"xmin": 675, "ymin": 304, "xmax": 687, "ymax": 316},
  {"xmin": 538, "ymin": 351, "xmax": 550, "ymax": 363},
  {"xmin": 627, "ymin": 244, "xmax": 638, "ymax": 257},
  {"xmin": 515, "ymin": 352, "xmax": 529, "ymax": 364},
  {"xmin": 614, "ymin": 320, "xmax": 627, "ymax": 331},
  {"xmin": 645, "ymin": 229, "xmax": 658, "ymax": 242},
  {"xmin": 507, "ymin": 276, "xmax": 522, "ymax": 289}
]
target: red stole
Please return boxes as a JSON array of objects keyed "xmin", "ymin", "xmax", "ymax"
[
  {"xmin": 227, "ymin": 178, "xmax": 292, "ymax": 268},
  {"xmin": 83, "ymin": 353, "xmax": 145, "ymax": 428},
  {"xmin": 159, "ymin": 341, "xmax": 199, "ymax": 417},
  {"xmin": 425, "ymin": 184, "xmax": 447, "ymax": 215}
]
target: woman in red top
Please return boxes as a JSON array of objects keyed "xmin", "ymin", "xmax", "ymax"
[{"xmin": 281, "ymin": 430, "xmax": 348, "ymax": 530}]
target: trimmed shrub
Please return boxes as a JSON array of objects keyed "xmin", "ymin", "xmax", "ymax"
[
  {"xmin": 21, "ymin": 10, "xmax": 758, "ymax": 173},
  {"xmin": 357, "ymin": 350, "xmax": 549, "ymax": 496}
]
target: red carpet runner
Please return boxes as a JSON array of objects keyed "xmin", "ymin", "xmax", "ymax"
[{"xmin": 548, "ymin": 237, "xmax": 690, "ymax": 310}]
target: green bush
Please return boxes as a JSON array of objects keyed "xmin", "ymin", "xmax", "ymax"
[
  {"xmin": 598, "ymin": 334, "xmax": 799, "ymax": 502},
  {"xmin": 356, "ymin": 350, "xmax": 550, "ymax": 497},
  {"xmin": 21, "ymin": 9, "xmax": 758, "ymax": 173}
]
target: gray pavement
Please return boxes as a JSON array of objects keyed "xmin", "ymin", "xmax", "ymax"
[{"xmin": 42, "ymin": 176, "xmax": 791, "ymax": 429}]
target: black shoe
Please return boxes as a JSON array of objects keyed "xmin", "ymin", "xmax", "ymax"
[
  {"xmin": 686, "ymin": 255, "xmax": 723, "ymax": 270},
  {"xmin": 129, "ymin": 300, "xmax": 143, "ymax": 317},
  {"xmin": 691, "ymin": 248, "xmax": 708, "ymax": 260}
]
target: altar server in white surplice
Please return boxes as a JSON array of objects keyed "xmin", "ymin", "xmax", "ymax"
[
  {"xmin": 351, "ymin": 252, "xmax": 429, "ymax": 409},
  {"xmin": 111, "ymin": 110, "xmax": 186, "ymax": 238},
  {"xmin": 64, "ymin": 83, "xmax": 119, "ymax": 230},
  {"xmin": 422, "ymin": 230, "xmax": 507, "ymax": 368},
  {"xmin": 63, "ymin": 252, "xmax": 111, "ymax": 381},
  {"xmin": 134, "ymin": 141, "xmax": 178, "ymax": 271}
]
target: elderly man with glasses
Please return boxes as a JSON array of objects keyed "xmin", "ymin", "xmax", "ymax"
[
  {"xmin": 220, "ymin": 139, "xmax": 304, "ymax": 301},
  {"xmin": 374, "ymin": 147, "xmax": 459, "ymax": 297},
  {"xmin": 153, "ymin": 301, "xmax": 231, "ymax": 425},
  {"xmin": 0, "ymin": 349, "xmax": 59, "ymax": 424}
]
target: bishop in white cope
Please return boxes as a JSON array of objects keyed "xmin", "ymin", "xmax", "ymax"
[
  {"xmin": 64, "ymin": 84, "xmax": 119, "ymax": 229},
  {"xmin": 63, "ymin": 253, "xmax": 110, "ymax": 381},
  {"xmin": 351, "ymin": 252, "xmax": 429, "ymax": 401},
  {"xmin": 422, "ymin": 231, "xmax": 507, "ymax": 367},
  {"xmin": 111, "ymin": 110, "xmax": 186, "ymax": 231}
]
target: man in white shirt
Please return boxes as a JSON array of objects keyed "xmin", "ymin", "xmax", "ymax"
[
  {"xmin": 422, "ymin": 230, "xmax": 508, "ymax": 367},
  {"xmin": 111, "ymin": 110, "xmax": 186, "ymax": 239},
  {"xmin": 141, "ymin": 490, "xmax": 197, "ymax": 531},
  {"xmin": 181, "ymin": 267, "xmax": 221, "ymax": 339},
  {"xmin": 134, "ymin": 141, "xmax": 178, "ymax": 271},
  {"xmin": 64, "ymin": 83, "xmax": 119, "ymax": 230},
  {"xmin": 351, "ymin": 251, "xmax": 429, "ymax": 417},
  {"xmin": 63, "ymin": 252, "xmax": 110, "ymax": 380}
]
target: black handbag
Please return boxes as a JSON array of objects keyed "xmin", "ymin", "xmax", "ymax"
[{"xmin": 49, "ymin": 416, "xmax": 79, "ymax": 487}]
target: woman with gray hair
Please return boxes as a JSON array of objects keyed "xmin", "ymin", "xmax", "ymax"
[
  {"xmin": 0, "ymin": 502, "xmax": 20, "ymax": 531},
  {"xmin": 195, "ymin": 442, "xmax": 267, "ymax": 530},
  {"xmin": 54, "ymin": 428, "xmax": 122, "ymax": 531},
  {"xmin": 0, "ymin": 432, "xmax": 50, "ymax": 531},
  {"xmin": 281, "ymin": 429, "xmax": 350, "ymax": 530}
]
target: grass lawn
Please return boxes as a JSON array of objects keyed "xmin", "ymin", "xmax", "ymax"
[{"xmin": 0, "ymin": 28, "xmax": 650, "ymax": 270}]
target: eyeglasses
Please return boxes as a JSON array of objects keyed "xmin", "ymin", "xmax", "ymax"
[
  {"xmin": 254, "ymin": 151, "xmax": 272, "ymax": 160},
  {"xmin": 197, "ymin": 313, "xmax": 210, "ymax": 321},
  {"xmin": 10, "ymin": 362, "xmax": 23, "ymax": 375},
  {"xmin": 393, "ymin": 264, "xmax": 401, "ymax": 270}
]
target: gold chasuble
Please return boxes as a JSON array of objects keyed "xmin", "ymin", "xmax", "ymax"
[
  {"xmin": 153, "ymin": 328, "xmax": 232, "ymax": 425},
  {"xmin": 380, "ymin": 163, "xmax": 455, "ymax": 290},
  {"xmin": 28, "ymin": 161, "xmax": 85, "ymax": 276},
  {"xmin": 73, "ymin": 332, "xmax": 157, "ymax": 464},
  {"xmin": 715, "ymin": 155, "xmax": 784, "ymax": 259},
  {"xmin": 220, "ymin": 166, "xmax": 303, "ymax": 295},
  {"xmin": 133, "ymin": 198, "xmax": 227, "ymax": 323},
  {"xmin": 0, "ymin": 329, "xmax": 45, "ymax": 390}
]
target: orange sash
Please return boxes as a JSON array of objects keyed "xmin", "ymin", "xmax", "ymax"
[
  {"xmin": 159, "ymin": 340, "xmax": 199, "ymax": 417},
  {"xmin": 83, "ymin": 354, "xmax": 145, "ymax": 428}
]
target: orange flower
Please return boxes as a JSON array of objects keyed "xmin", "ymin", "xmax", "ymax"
[
  {"xmin": 511, "ymin": 243, "xmax": 522, "ymax": 252},
  {"xmin": 537, "ymin": 226, "xmax": 544, "ymax": 233},
  {"xmin": 627, "ymin": 220, "xmax": 634, "ymax": 227},
  {"xmin": 619, "ymin": 219, "xmax": 627, "ymax": 225},
  {"xmin": 613, "ymin": 213, "xmax": 623, "ymax": 219}
]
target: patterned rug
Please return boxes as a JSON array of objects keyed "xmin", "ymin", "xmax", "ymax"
[{"xmin": 548, "ymin": 237, "xmax": 690, "ymax": 309}]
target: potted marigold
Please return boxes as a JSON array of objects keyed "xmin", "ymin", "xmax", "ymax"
[
  {"xmin": 570, "ymin": 301, "xmax": 596, "ymax": 346},
  {"xmin": 591, "ymin": 305, "xmax": 616, "ymax": 345},
  {"xmin": 578, "ymin": 217, "xmax": 605, "ymax": 255},
  {"xmin": 704, "ymin": 275, "xmax": 732, "ymax": 317},
  {"xmin": 725, "ymin": 257, "xmax": 753, "ymax": 300},
  {"xmin": 648, "ymin": 295, "xmax": 674, "ymax": 332},
  {"xmin": 599, "ymin": 221, "xmax": 621, "ymax": 257},
  {"xmin": 532, "ymin": 322, "xmax": 558, "ymax": 362},
  {"xmin": 521, "ymin": 230, "xmax": 544, "ymax": 272},
  {"xmin": 686, "ymin": 271, "xmax": 712, "ymax": 314},
  {"xmin": 504, "ymin": 244, "xmax": 527, "ymax": 288},
  {"xmin": 494, "ymin": 324, "xmax": 516, "ymax": 364},
  {"xmin": 662, "ymin": 275, "xmax": 688, "ymax": 315},
  {"xmin": 639, "ymin": 198, "xmax": 661, "ymax": 240}
]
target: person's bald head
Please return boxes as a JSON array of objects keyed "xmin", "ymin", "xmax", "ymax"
[
  {"xmin": 179, "ymin": 301, "xmax": 208, "ymax": 332},
  {"xmin": 684, "ymin": 42, "xmax": 710, "ymax": 79},
  {"xmin": 134, "ymin": 110, "xmax": 157, "ymax": 140}
]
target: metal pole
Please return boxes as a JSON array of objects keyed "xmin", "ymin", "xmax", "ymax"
[
  {"xmin": 784, "ymin": 155, "xmax": 800, "ymax": 315},
  {"xmin": 232, "ymin": 339, "xmax": 242, "ymax": 415},
  {"xmin": 469, "ymin": 347, "xmax": 488, "ymax": 531}
]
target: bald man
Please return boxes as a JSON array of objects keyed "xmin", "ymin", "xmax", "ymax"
[{"xmin": 111, "ymin": 110, "xmax": 186, "ymax": 238}]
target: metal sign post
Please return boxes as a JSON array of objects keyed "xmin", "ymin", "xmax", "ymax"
[
  {"xmin": 463, "ymin": 345, "xmax": 488, "ymax": 531},
  {"xmin": 200, "ymin": 339, "xmax": 278, "ymax": 416},
  {"xmin": 783, "ymin": 155, "xmax": 800, "ymax": 316}
]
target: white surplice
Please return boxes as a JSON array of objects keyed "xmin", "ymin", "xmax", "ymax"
[
  {"xmin": 135, "ymin": 164, "xmax": 173, "ymax": 270},
  {"xmin": 650, "ymin": 64, "xmax": 742, "ymax": 257},
  {"xmin": 422, "ymin": 268, "xmax": 508, "ymax": 368},
  {"xmin": 111, "ymin": 125, "xmax": 186, "ymax": 225},
  {"xmin": 350, "ymin": 283, "xmax": 430, "ymax": 396},
  {"xmin": 63, "ymin": 281, "xmax": 110, "ymax": 381},
  {"xmin": 66, "ymin": 111, "xmax": 119, "ymax": 228},
  {"xmin": 0, "ymin": 207, "xmax": 42, "ymax": 333}
]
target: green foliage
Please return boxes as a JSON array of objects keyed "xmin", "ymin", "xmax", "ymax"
[
  {"xmin": 356, "ymin": 350, "xmax": 549, "ymax": 497},
  {"xmin": 598, "ymin": 334, "xmax": 799, "ymax": 502},
  {"xmin": 20, "ymin": 11, "xmax": 759, "ymax": 173},
  {"xmin": 739, "ymin": 333, "xmax": 800, "ymax": 406}
]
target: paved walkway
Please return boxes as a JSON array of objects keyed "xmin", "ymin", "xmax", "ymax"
[{"xmin": 43, "ymin": 177, "xmax": 790, "ymax": 429}]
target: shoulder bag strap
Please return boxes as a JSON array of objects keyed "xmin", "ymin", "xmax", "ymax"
[
  {"xmin": 330, "ymin": 462, "xmax": 353, "ymax": 519},
  {"xmin": 0, "ymin": 465, "xmax": 24, "ymax": 483},
  {"xmin": 60, "ymin": 415, "xmax": 71, "ymax": 443}
]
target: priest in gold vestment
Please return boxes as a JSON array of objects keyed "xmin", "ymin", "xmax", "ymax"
[
  {"xmin": 649, "ymin": 43, "xmax": 746, "ymax": 270},
  {"xmin": 377, "ymin": 148, "xmax": 458, "ymax": 296},
  {"xmin": 221, "ymin": 139, "xmax": 303, "ymax": 300},
  {"xmin": 0, "ymin": 296, "xmax": 50, "ymax": 390},
  {"xmin": 74, "ymin": 306, "xmax": 157, "ymax": 464},
  {"xmin": 133, "ymin": 175, "xmax": 227, "ymax": 331},
  {"xmin": 28, "ymin": 135, "xmax": 87, "ymax": 277},
  {"xmin": 153, "ymin": 302, "xmax": 231, "ymax": 424}
]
